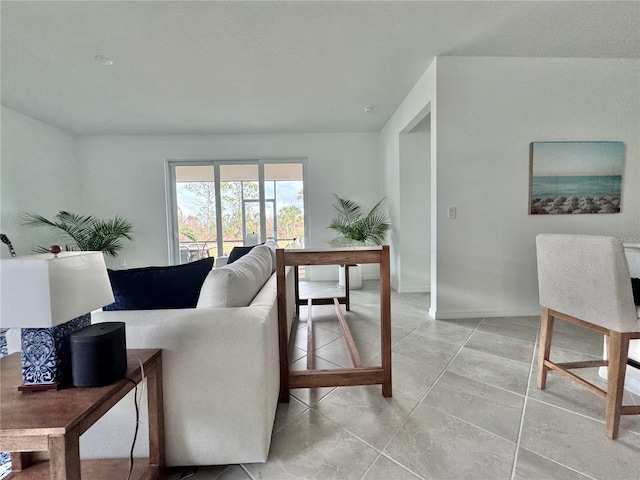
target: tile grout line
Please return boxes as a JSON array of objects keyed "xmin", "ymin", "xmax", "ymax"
[
  {"xmin": 374, "ymin": 317, "xmax": 485, "ymax": 463},
  {"xmin": 510, "ymin": 327, "xmax": 539, "ymax": 480},
  {"xmin": 525, "ymin": 395, "xmax": 640, "ymax": 438},
  {"xmin": 414, "ymin": 318, "xmax": 485, "ymax": 406},
  {"xmin": 358, "ymin": 451, "xmax": 426, "ymax": 480},
  {"xmin": 516, "ymin": 446, "xmax": 600, "ymax": 480},
  {"xmin": 303, "ymin": 403, "xmax": 427, "ymax": 480},
  {"xmin": 239, "ymin": 463, "xmax": 256, "ymax": 480},
  {"xmin": 357, "ymin": 451, "xmax": 385, "ymax": 480},
  {"xmin": 303, "ymin": 406, "xmax": 390, "ymax": 478}
]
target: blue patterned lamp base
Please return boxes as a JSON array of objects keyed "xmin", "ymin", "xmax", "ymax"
[
  {"xmin": 20, "ymin": 314, "xmax": 91, "ymax": 389},
  {"xmin": 0, "ymin": 329, "xmax": 7, "ymax": 357}
]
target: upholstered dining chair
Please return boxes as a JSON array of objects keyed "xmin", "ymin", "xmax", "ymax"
[{"xmin": 535, "ymin": 234, "xmax": 640, "ymax": 439}]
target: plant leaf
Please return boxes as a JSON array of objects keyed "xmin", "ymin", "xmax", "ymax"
[
  {"xmin": 21, "ymin": 211, "xmax": 133, "ymax": 257},
  {"xmin": 327, "ymin": 195, "xmax": 390, "ymax": 245}
]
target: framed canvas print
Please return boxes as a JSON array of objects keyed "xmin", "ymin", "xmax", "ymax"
[{"xmin": 529, "ymin": 141, "xmax": 624, "ymax": 215}]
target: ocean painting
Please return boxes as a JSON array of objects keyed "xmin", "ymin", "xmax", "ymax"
[{"xmin": 529, "ymin": 141, "xmax": 624, "ymax": 215}]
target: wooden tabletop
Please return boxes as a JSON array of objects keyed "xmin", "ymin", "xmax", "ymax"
[{"xmin": 0, "ymin": 349, "xmax": 161, "ymax": 438}]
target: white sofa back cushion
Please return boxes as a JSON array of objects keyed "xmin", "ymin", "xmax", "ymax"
[
  {"xmin": 263, "ymin": 239, "xmax": 279, "ymax": 273},
  {"xmin": 197, "ymin": 245, "xmax": 272, "ymax": 308}
]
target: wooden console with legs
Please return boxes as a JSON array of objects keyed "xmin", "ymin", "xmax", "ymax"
[{"xmin": 276, "ymin": 245, "xmax": 392, "ymax": 402}]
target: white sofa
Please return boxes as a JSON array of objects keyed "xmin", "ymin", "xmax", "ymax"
[{"xmin": 79, "ymin": 246, "xmax": 296, "ymax": 466}]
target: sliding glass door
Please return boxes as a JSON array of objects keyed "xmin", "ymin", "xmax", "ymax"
[{"xmin": 167, "ymin": 159, "xmax": 307, "ymax": 264}]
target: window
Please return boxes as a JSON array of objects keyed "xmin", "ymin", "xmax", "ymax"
[{"xmin": 167, "ymin": 159, "xmax": 307, "ymax": 264}]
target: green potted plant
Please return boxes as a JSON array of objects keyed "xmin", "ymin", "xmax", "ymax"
[
  {"xmin": 21, "ymin": 211, "xmax": 133, "ymax": 257},
  {"xmin": 327, "ymin": 195, "xmax": 390, "ymax": 288}
]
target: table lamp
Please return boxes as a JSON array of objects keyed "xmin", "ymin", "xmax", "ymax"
[{"xmin": 0, "ymin": 250, "xmax": 115, "ymax": 390}]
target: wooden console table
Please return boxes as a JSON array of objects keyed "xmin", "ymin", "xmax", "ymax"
[
  {"xmin": 0, "ymin": 349, "xmax": 164, "ymax": 479},
  {"xmin": 276, "ymin": 245, "xmax": 392, "ymax": 402}
]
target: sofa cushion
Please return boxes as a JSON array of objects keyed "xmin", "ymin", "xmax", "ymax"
[
  {"xmin": 228, "ymin": 240, "xmax": 279, "ymax": 268},
  {"xmin": 104, "ymin": 257, "xmax": 214, "ymax": 311},
  {"xmin": 197, "ymin": 245, "xmax": 273, "ymax": 308},
  {"xmin": 227, "ymin": 245, "xmax": 257, "ymax": 264},
  {"xmin": 263, "ymin": 240, "xmax": 279, "ymax": 273}
]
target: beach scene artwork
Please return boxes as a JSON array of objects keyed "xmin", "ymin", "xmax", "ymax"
[{"xmin": 529, "ymin": 141, "xmax": 624, "ymax": 215}]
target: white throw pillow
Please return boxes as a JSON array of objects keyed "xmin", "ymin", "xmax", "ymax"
[
  {"xmin": 196, "ymin": 268, "xmax": 230, "ymax": 308},
  {"xmin": 197, "ymin": 245, "xmax": 273, "ymax": 308}
]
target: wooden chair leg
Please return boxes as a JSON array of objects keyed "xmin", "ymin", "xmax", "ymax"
[
  {"xmin": 605, "ymin": 332, "xmax": 629, "ymax": 439},
  {"xmin": 537, "ymin": 308, "xmax": 554, "ymax": 390}
]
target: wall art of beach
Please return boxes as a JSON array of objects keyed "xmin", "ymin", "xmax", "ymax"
[{"xmin": 529, "ymin": 141, "xmax": 624, "ymax": 215}]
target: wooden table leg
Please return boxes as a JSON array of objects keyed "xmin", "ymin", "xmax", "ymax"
[
  {"xmin": 48, "ymin": 434, "xmax": 80, "ymax": 480},
  {"xmin": 147, "ymin": 355, "xmax": 165, "ymax": 469},
  {"xmin": 345, "ymin": 264, "xmax": 350, "ymax": 311},
  {"xmin": 277, "ymin": 249, "xmax": 291, "ymax": 402},
  {"xmin": 294, "ymin": 266, "xmax": 300, "ymax": 318},
  {"xmin": 10, "ymin": 452, "xmax": 35, "ymax": 471},
  {"xmin": 381, "ymin": 245, "xmax": 392, "ymax": 397},
  {"xmin": 306, "ymin": 299, "xmax": 315, "ymax": 370}
]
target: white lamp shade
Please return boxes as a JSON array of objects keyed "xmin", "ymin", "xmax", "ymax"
[{"xmin": 0, "ymin": 251, "xmax": 115, "ymax": 328}]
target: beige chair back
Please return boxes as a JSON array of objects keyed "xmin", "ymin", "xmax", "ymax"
[{"xmin": 536, "ymin": 234, "xmax": 638, "ymax": 333}]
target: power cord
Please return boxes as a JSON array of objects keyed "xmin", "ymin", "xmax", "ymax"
[
  {"xmin": 124, "ymin": 378, "xmax": 139, "ymax": 480},
  {"xmin": 124, "ymin": 357, "xmax": 146, "ymax": 480}
]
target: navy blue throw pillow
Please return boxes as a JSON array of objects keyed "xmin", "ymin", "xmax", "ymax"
[
  {"xmin": 632, "ymin": 278, "xmax": 640, "ymax": 306},
  {"xmin": 227, "ymin": 244, "xmax": 262, "ymax": 264},
  {"xmin": 104, "ymin": 257, "xmax": 214, "ymax": 311}
]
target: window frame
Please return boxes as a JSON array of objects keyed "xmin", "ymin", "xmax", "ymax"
[{"xmin": 165, "ymin": 157, "xmax": 309, "ymax": 265}]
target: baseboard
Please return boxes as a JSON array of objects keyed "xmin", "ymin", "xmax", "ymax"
[{"xmin": 396, "ymin": 286, "xmax": 430, "ymax": 294}]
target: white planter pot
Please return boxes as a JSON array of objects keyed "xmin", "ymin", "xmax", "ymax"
[{"xmin": 338, "ymin": 264, "xmax": 363, "ymax": 290}]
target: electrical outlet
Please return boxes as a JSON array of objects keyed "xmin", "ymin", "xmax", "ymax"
[{"xmin": 447, "ymin": 207, "xmax": 456, "ymax": 219}]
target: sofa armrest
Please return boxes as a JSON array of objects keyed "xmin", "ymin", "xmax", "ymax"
[
  {"xmin": 81, "ymin": 267, "xmax": 295, "ymax": 466},
  {"xmin": 84, "ymin": 302, "xmax": 280, "ymax": 465}
]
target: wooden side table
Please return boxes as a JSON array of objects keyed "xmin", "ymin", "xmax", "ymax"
[
  {"xmin": 0, "ymin": 349, "xmax": 164, "ymax": 479},
  {"xmin": 276, "ymin": 245, "xmax": 392, "ymax": 402}
]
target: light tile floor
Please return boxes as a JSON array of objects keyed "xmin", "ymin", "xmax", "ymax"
[{"xmin": 167, "ymin": 281, "xmax": 640, "ymax": 480}]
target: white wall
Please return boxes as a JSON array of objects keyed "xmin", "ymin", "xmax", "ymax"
[
  {"xmin": 76, "ymin": 133, "xmax": 379, "ymax": 269},
  {"xmin": 381, "ymin": 57, "xmax": 639, "ymax": 318},
  {"xmin": 0, "ymin": 106, "xmax": 80, "ymax": 257},
  {"xmin": 379, "ymin": 61, "xmax": 437, "ymax": 292},
  {"xmin": 433, "ymin": 57, "xmax": 640, "ymax": 318},
  {"xmin": 398, "ymin": 115, "xmax": 431, "ymax": 292}
]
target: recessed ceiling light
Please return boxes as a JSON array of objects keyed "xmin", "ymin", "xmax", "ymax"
[
  {"xmin": 363, "ymin": 105, "xmax": 376, "ymax": 113},
  {"xmin": 95, "ymin": 55, "xmax": 113, "ymax": 66}
]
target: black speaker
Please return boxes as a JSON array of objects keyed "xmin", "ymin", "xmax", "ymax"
[{"xmin": 70, "ymin": 322, "xmax": 127, "ymax": 387}]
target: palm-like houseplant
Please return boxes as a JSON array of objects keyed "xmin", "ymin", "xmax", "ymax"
[
  {"xmin": 328, "ymin": 195, "xmax": 390, "ymax": 288},
  {"xmin": 328, "ymin": 195, "xmax": 390, "ymax": 246},
  {"xmin": 21, "ymin": 211, "xmax": 133, "ymax": 257}
]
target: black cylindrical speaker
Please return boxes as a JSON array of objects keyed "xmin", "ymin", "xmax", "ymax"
[{"xmin": 70, "ymin": 322, "xmax": 127, "ymax": 387}]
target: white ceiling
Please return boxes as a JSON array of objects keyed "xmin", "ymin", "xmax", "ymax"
[{"xmin": 1, "ymin": 1, "xmax": 638, "ymax": 135}]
